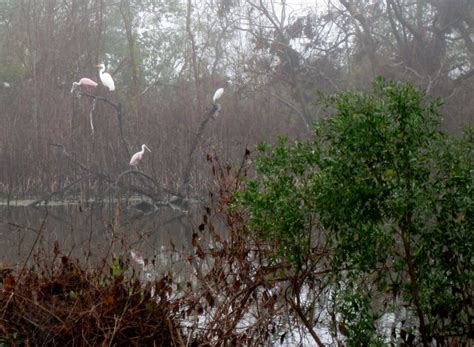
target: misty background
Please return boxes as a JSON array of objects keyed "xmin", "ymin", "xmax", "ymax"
[
  {"xmin": 0, "ymin": 1, "xmax": 473, "ymax": 346},
  {"xmin": 0, "ymin": 0, "xmax": 472, "ymax": 199}
]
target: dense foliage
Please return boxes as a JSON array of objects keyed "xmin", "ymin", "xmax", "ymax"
[{"xmin": 239, "ymin": 79, "xmax": 473, "ymax": 345}]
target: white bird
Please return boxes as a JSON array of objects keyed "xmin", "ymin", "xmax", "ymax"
[
  {"xmin": 2, "ymin": 82, "xmax": 10, "ymax": 88},
  {"xmin": 213, "ymin": 88, "xmax": 224, "ymax": 104},
  {"xmin": 96, "ymin": 64, "xmax": 115, "ymax": 91},
  {"xmin": 129, "ymin": 144, "xmax": 151, "ymax": 167}
]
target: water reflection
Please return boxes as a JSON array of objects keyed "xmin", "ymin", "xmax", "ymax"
[{"xmin": 0, "ymin": 200, "xmax": 200, "ymax": 268}]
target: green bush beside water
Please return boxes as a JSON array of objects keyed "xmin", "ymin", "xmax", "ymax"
[{"xmin": 239, "ymin": 78, "xmax": 473, "ymax": 345}]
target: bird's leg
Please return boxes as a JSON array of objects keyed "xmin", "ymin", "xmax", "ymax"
[{"xmin": 89, "ymin": 98, "xmax": 97, "ymax": 134}]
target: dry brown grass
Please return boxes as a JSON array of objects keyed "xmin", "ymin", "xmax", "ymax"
[{"xmin": 0, "ymin": 250, "xmax": 185, "ymax": 346}]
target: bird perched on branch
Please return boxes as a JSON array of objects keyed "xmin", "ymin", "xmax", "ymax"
[
  {"xmin": 213, "ymin": 88, "xmax": 224, "ymax": 105},
  {"xmin": 210, "ymin": 88, "xmax": 225, "ymax": 119},
  {"xmin": 96, "ymin": 64, "xmax": 115, "ymax": 91},
  {"xmin": 70, "ymin": 78, "xmax": 98, "ymax": 93},
  {"xmin": 130, "ymin": 144, "xmax": 151, "ymax": 167}
]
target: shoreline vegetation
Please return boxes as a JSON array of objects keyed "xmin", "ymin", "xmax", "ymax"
[
  {"xmin": 2, "ymin": 81, "xmax": 473, "ymax": 346},
  {"xmin": 1, "ymin": 0, "xmax": 473, "ymax": 344}
]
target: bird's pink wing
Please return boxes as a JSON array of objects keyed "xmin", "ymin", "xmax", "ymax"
[
  {"xmin": 130, "ymin": 152, "xmax": 141, "ymax": 166},
  {"xmin": 79, "ymin": 78, "xmax": 98, "ymax": 87}
]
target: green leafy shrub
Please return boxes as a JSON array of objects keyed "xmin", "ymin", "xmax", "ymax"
[{"xmin": 239, "ymin": 78, "xmax": 473, "ymax": 344}]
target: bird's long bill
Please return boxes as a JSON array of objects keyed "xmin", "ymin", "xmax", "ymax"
[
  {"xmin": 144, "ymin": 145, "xmax": 152, "ymax": 152},
  {"xmin": 95, "ymin": 64, "xmax": 102, "ymax": 67}
]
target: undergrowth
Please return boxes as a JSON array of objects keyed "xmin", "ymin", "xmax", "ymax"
[{"xmin": 0, "ymin": 245, "xmax": 184, "ymax": 346}]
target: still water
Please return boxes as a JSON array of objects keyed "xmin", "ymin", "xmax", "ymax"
[
  {"xmin": 0, "ymin": 200, "xmax": 418, "ymax": 346},
  {"xmin": 0, "ymin": 199, "xmax": 202, "ymax": 268}
]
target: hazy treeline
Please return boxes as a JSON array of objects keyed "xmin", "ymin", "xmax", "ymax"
[{"xmin": 0, "ymin": 0, "xmax": 473, "ymax": 197}]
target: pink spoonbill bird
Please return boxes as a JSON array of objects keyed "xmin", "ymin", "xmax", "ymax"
[
  {"xmin": 130, "ymin": 144, "xmax": 151, "ymax": 167},
  {"xmin": 70, "ymin": 78, "xmax": 98, "ymax": 93}
]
